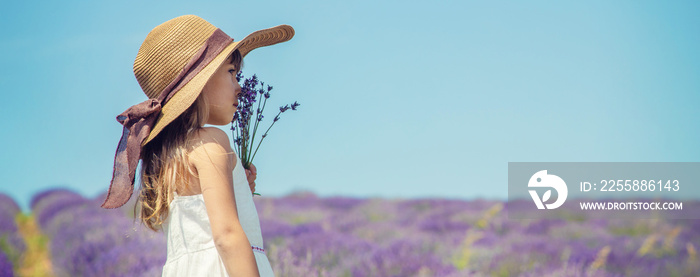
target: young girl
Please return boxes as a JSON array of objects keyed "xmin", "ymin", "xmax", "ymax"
[{"xmin": 101, "ymin": 15, "xmax": 294, "ymax": 277}]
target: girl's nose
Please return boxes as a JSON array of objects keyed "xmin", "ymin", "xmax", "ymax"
[{"xmin": 234, "ymin": 82, "xmax": 241, "ymax": 95}]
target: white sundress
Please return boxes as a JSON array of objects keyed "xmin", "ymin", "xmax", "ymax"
[{"xmin": 161, "ymin": 153, "xmax": 274, "ymax": 277}]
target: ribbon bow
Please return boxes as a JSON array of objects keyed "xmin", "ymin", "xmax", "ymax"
[{"xmin": 101, "ymin": 99, "xmax": 162, "ymax": 209}]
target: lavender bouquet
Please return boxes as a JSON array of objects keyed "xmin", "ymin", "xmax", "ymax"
[{"xmin": 231, "ymin": 71, "xmax": 299, "ymax": 195}]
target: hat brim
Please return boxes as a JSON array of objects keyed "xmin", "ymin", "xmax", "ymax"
[{"xmin": 142, "ymin": 24, "xmax": 294, "ymax": 146}]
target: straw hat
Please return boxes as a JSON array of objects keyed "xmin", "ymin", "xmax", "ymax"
[
  {"xmin": 102, "ymin": 15, "xmax": 294, "ymax": 209},
  {"xmin": 136, "ymin": 15, "xmax": 294, "ymax": 145}
]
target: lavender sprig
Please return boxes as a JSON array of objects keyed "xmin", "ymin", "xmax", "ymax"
[
  {"xmin": 249, "ymin": 101, "xmax": 299, "ymax": 163},
  {"xmin": 231, "ymin": 71, "xmax": 300, "ymax": 196}
]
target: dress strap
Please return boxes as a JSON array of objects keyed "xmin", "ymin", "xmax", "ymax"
[{"xmin": 251, "ymin": 245, "xmax": 266, "ymax": 255}]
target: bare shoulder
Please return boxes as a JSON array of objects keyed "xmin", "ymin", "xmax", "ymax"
[
  {"xmin": 189, "ymin": 127, "xmax": 236, "ymax": 170},
  {"xmin": 189, "ymin": 127, "xmax": 243, "ymax": 236},
  {"xmin": 192, "ymin": 127, "xmax": 232, "ymax": 147}
]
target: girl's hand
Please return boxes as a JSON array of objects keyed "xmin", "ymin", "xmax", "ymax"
[{"xmin": 245, "ymin": 163, "xmax": 257, "ymax": 195}]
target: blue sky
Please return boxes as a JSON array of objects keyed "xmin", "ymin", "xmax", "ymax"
[{"xmin": 1, "ymin": 0, "xmax": 698, "ymax": 211}]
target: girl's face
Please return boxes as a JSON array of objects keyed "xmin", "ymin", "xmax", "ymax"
[{"xmin": 201, "ymin": 56, "xmax": 241, "ymax": 125}]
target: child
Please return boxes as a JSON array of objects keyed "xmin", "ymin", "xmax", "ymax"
[{"xmin": 101, "ymin": 15, "xmax": 294, "ymax": 277}]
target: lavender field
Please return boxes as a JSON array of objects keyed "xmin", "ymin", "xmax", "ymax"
[{"xmin": 1, "ymin": 189, "xmax": 699, "ymax": 277}]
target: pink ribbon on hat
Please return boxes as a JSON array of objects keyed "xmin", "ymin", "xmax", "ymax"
[{"xmin": 102, "ymin": 29, "xmax": 233, "ymax": 209}]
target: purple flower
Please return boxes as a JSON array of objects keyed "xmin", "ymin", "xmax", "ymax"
[
  {"xmin": 88, "ymin": 232, "xmax": 166, "ymax": 277},
  {"xmin": 29, "ymin": 188, "xmax": 166, "ymax": 277},
  {"xmin": 27, "ymin": 186, "xmax": 700, "ymax": 277},
  {"xmin": 279, "ymin": 105, "xmax": 289, "ymax": 113},
  {"xmin": 230, "ymin": 71, "xmax": 300, "ymax": 172},
  {"xmin": 321, "ymin": 196, "xmax": 365, "ymax": 210},
  {"xmin": 0, "ymin": 251, "xmax": 13, "ymax": 277},
  {"xmin": 351, "ymin": 239, "xmax": 457, "ymax": 277},
  {"xmin": 0, "ymin": 194, "xmax": 26, "ymax": 266},
  {"xmin": 0, "ymin": 193, "xmax": 21, "ymax": 217}
]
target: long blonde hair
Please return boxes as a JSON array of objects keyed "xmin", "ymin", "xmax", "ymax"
[
  {"xmin": 137, "ymin": 92, "xmax": 209, "ymax": 231},
  {"xmin": 137, "ymin": 50, "xmax": 242, "ymax": 231}
]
